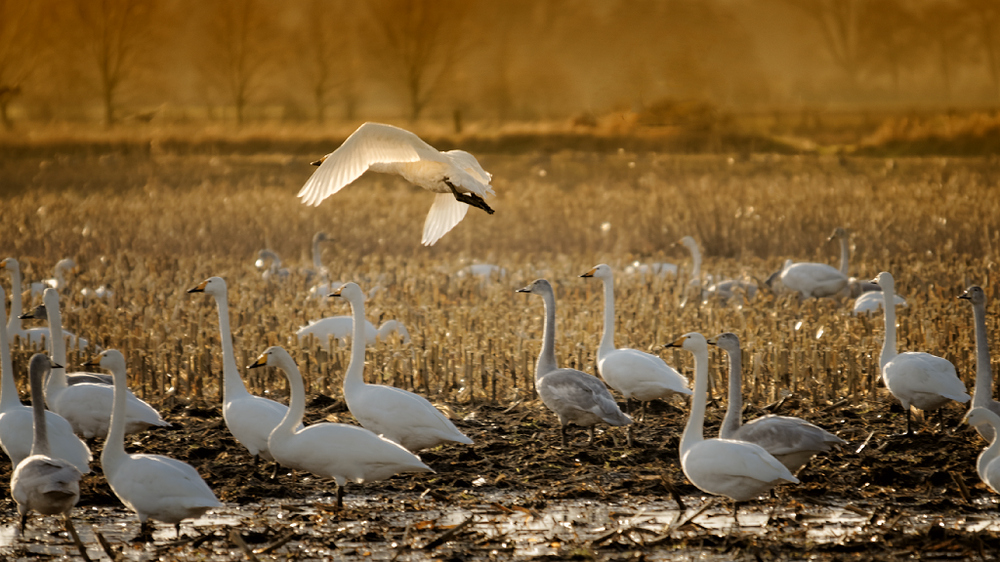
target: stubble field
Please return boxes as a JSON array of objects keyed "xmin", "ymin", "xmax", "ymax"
[{"xmin": 1, "ymin": 140, "xmax": 1000, "ymax": 560}]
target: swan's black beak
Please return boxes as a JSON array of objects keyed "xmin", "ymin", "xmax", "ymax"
[
  {"xmin": 662, "ymin": 336, "xmax": 686, "ymax": 349},
  {"xmin": 311, "ymin": 155, "xmax": 327, "ymax": 166},
  {"xmin": 187, "ymin": 279, "xmax": 208, "ymax": 294},
  {"xmin": 959, "ymin": 291, "xmax": 971, "ymax": 301},
  {"xmin": 248, "ymin": 353, "xmax": 268, "ymax": 369},
  {"xmin": 580, "ymin": 267, "xmax": 597, "ymax": 278},
  {"xmin": 82, "ymin": 357, "xmax": 99, "ymax": 368},
  {"xmin": 706, "ymin": 337, "xmax": 718, "ymax": 346},
  {"xmin": 328, "ymin": 286, "xmax": 345, "ymax": 298},
  {"xmin": 516, "ymin": 286, "xmax": 531, "ymax": 293}
]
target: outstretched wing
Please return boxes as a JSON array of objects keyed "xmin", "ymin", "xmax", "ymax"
[
  {"xmin": 422, "ymin": 193, "xmax": 470, "ymax": 246},
  {"xmin": 298, "ymin": 123, "xmax": 443, "ymax": 206}
]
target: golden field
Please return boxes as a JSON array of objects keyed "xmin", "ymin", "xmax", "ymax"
[{"xmin": 1, "ymin": 147, "xmax": 998, "ymax": 420}]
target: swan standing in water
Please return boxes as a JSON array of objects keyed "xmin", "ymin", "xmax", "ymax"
[
  {"xmin": 30, "ymin": 258, "xmax": 77, "ymax": 297},
  {"xmin": 298, "ymin": 122, "xmax": 495, "ymax": 246},
  {"xmin": 960, "ymin": 286, "xmax": 1000, "ymax": 442},
  {"xmin": 966, "ymin": 407, "xmax": 1000, "ymax": 493},
  {"xmin": 88, "ymin": 350, "xmax": 221, "ymax": 538},
  {"xmin": 2, "ymin": 258, "xmax": 86, "ymax": 350},
  {"xmin": 331, "ymin": 282, "xmax": 472, "ymax": 451},
  {"xmin": 709, "ymin": 333, "xmax": 845, "ymax": 474},
  {"xmin": 188, "ymin": 277, "xmax": 292, "ymax": 471},
  {"xmin": 873, "ymin": 272, "xmax": 969, "ymax": 435},
  {"xmin": 666, "ymin": 333, "xmax": 798, "ymax": 517},
  {"xmin": 37, "ymin": 289, "xmax": 170, "ymax": 438},
  {"xmin": 580, "ymin": 264, "xmax": 691, "ymax": 445},
  {"xmin": 11, "ymin": 354, "xmax": 82, "ymax": 533},
  {"xmin": 767, "ymin": 229, "xmax": 849, "ymax": 299},
  {"xmin": 249, "ymin": 346, "xmax": 433, "ymax": 507},
  {"xmin": 0, "ymin": 288, "xmax": 91, "ymax": 474},
  {"xmin": 517, "ymin": 279, "xmax": 631, "ymax": 446}
]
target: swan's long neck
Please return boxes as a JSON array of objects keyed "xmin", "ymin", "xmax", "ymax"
[
  {"xmin": 44, "ymin": 296, "xmax": 69, "ymax": 402},
  {"xmin": 377, "ymin": 321, "xmax": 404, "ymax": 342},
  {"xmin": 344, "ymin": 295, "xmax": 368, "ymax": 394},
  {"xmin": 536, "ymin": 289, "xmax": 559, "ymax": 379},
  {"xmin": 29, "ymin": 364, "xmax": 50, "ymax": 457},
  {"xmin": 690, "ymin": 245, "xmax": 702, "ymax": 282},
  {"xmin": 274, "ymin": 355, "xmax": 305, "ymax": 439},
  {"xmin": 879, "ymin": 281, "xmax": 899, "ymax": 371},
  {"xmin": 680, "ymin": 344, "xmax": 709, "ymax": 457},
  {"xmin": 214, "ymin": 291, "xmax": 250, "ymax": 401},
  {"xmin": 7, "ymin": 267, "xmax": 22, "ymax": 335},
  {"xmin": 719, "ymin": 346, "xmax": 743, "ymax": 439},
  {"xmin": 597, "ymin": 276, "xmax": 616, "ymax": 360},
  {"xmin": 977, "ymin": 411, "xmax": 1000, "ymax": 482},
  {"xmin": 102, "ymin": 364, "xmax": 129, "ymax": 475},
  {"xmin": 838, "ymin": 236, "xmax": 849, "ymax": 277},
  {"xmin": 972, "ymin": 300, "xmax": 995, "ymax": 407},
  {"xmin": 0, "ymin": 292, "xmax": 19, "ymax": 412}
]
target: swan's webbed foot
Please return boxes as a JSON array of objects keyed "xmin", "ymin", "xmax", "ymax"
[{"xmin": 445, "ymin": 179, "xmax": 495, "ymax": 215}]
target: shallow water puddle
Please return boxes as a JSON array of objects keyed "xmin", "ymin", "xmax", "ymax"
[{"xmin": 2, "ymin": 493, "xmax": 999, "ymax": 560}]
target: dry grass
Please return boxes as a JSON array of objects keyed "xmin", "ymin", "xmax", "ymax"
[{"xmin": 1, "ymin": 148, "xmax": 999, "ymax": 420}]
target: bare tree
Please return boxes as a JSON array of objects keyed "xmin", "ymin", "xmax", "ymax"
[
  {"xmin": 0, "ymin": 0, "xmax": 48, "ymax": 129},
  {"xmin": 859, "ymin": 0, "xmax": 920, "ymax": 99},
  {"xmin": 73, "ymin": 0, "xmax": 155, "ymax": 127},
  {"xmin": 781, "ymin": 0, "xmax": 864, "ymax": 88},
  {"xmin": 365, "ymin": 0, "xmax": 469, "ymax": 121},
  {"xmin": 204, "ymin": 0, "xmax": 272, "ymax": 125},
  {"xmin": 915, "ymin": 0, "xmax": 975, "ymax": 104},
  {"xmin": 296, "ymin": 0, "xmax": 360, "ymax": 124}
]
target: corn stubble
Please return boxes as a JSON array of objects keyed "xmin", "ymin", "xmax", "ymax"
[{"xmin": 2, "ymin": 152, "xmax": 998, "ymax": 423}]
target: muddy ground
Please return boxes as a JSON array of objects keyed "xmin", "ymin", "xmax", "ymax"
[{"xmin": 1, "ymin": 392, "xmax": 998, "ymax": 561}]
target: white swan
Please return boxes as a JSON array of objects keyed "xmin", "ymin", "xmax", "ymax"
[
  {"xmin": 249, "ymin": 346, "xmax": 433, "ymax": 507},
  {"xmin": 960, "ymin": 286, "xmax": 1000, "ymax": 442},
  {"xmin": 767, "ymin": 229, "xmax": 849, "ymax": 298},
  {"xmin": 298, "ymin": 122, "xmax": 495, "ymax": 246},
  {"xmin": 256, "ymin": 249, "xmax": 289, "ymax": 282},
  {"xmin": 457, "ymin": 263, "xmax": 508, "ymax": 280},
  {"xmin": 332, "ymin": 282, "xmax": 472, "ymax": 451},
  {"xmin": 80, "ymin": 285, "xmax": 114, "ymax": 300},
  {"xmin": 296, "ymin": 316, "xmax": 410, "ymax": 348},
  {"xmin": 666, "ymin": 332, "xmax": 798, "ymax": 505},
  {"xmin": 10, "ymin": 354, "xmax": 82, "ymax": 532},
  {"xmin": 826, "ymin": 226, "xmax": 882, "ymax": 297},
  {"xmin": 966, "ymin": 407, "xmax": 1000, "ymax": 493},
  {"xmin": 517, "ymin": 279, "xmax": 631, "ymax": 446},
  {"xmin": 2, "ymin": 258, "xmax": 84, "ymax": 349},
  {"xmin": 188, "ymin": 277, "xmax": 292, "ymax": 467},
  {"xmin": 40, "ymin": 288, "xmax": 170, "ymax": 438},
  {"xmin": 30, "ymin": 258, "xmax": 77, "ymax": 297},
  {"xmin": 710, "ymin": 332, "xmax": 845, "ymax": 474},
  {"xmin": 0, "ymin": 287, "xmax": 91, "ymax": 474},
  {"xmin": 19, "ymin": 303, "xmax": 98, "ymax": 371},
  {"xmin": 580, "ymin": 264, "xmax": 691, "ymax": 445},
  {"xmin": 852, "ymin": 291, "xmax": 907, "ymax": 316},
  {"xmin": 89, "ymin": 349, "xmax": 221, "ymax": 537},
  {"xmin": 624, "ymin": 261, "xmax": 678, "ymax": 278},
  {"xmin": 873, "ymin": 271, "xmax": 969, "ymax": 435},
  {"xmin": 303, "ymin": 232, "xmax": 331, "ymax": 280}
]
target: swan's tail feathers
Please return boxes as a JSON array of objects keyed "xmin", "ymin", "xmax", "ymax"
[{"xmin": 422, "ymin": 193, "xmax": 470, "ymax": 246}]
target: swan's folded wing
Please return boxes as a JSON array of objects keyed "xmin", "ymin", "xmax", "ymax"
[
  {"xmin": 422, "ymin": 193, "xmax": 470, "ymax": 246},
  {"xmin": 298, "ymin": 122, "xmax": 434, "ymax": 206}
]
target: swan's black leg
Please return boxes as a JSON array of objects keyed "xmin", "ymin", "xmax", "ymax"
[
  {"xmin": 444, "ymin": 179, "xmax": 495, "ymax": 214},
  {"xmin": 337, "ymin": 484, "xmax": 344, "ymax": 509},
  {"xmin": 561, "ymin": 424, "xmax": 569, "ymax": 447}
]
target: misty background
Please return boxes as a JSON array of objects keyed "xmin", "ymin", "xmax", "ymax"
[{"xmin": 1, "ymin": 0, "xmax": 998, "ymax": 132}]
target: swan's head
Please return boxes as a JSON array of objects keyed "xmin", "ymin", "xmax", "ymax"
[
  {"xmin": 56, "ymin": 258, "xmax": 78, "ymax": 272},
  {"xmin": 966, "ymin": 407, "xmax": 1000, "ymax": 430},
  {"xmin": 707, "ymin": 332, "xmax": 740, "ymax": 354},
  {"xmin": 516, "ymin": 279, "xmax": 552, "ymax": 296},
  {"xmin": 828, "ymin": 227, "xmax": 847, "ymax": 241},
  {"xmin": 83, "ymin": 349, "xmax": 126, "ymax": 374},
  {"xmin": 255, "ymin": 249, "xmax": 281, "ymax": 269},
  {"xmin": 330, "ymin": 282, "xmax": 365, "ymax": 302},
  {"xmin": 29, "ymin": 353, "xmax": 62, "ymax": 378},
  {"xmin": 679, "ymin": 236, "xmax": 699, "ymax": 253},
  {"xmin": 959, "ymin": 285, "xmax": 986, "ymax": 306},
  {"xmin": 187, "ymin": 276, "xmax": 226, "ymax": 297},
  {"xmin": 248, "ymin": 345, "xmax": 293, "ymax": 370},
  {"xmin": 18, "ymin": 303, "xmax": 46, "ymax": 320},
  {"xmin": 580, "ymin": 264, "xmax": 612, "ymax": 280},
  {"xmin": 41, "ymin": 287, "xmax": 61, "ymax": 310},
  {"xmin": 313, "ymin": 232, "xmax": 330, "ymax": 243},
  {"xmin": 1, "ymin": 258, "xmax": 17, "ymax": 272},
  {"xmin": 664, "ymin": 332, "xmax": 708, "ymax": 353},
  {"xmin": 872, "ymin": 271, "xmax": 894, "ymax": 291}
]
